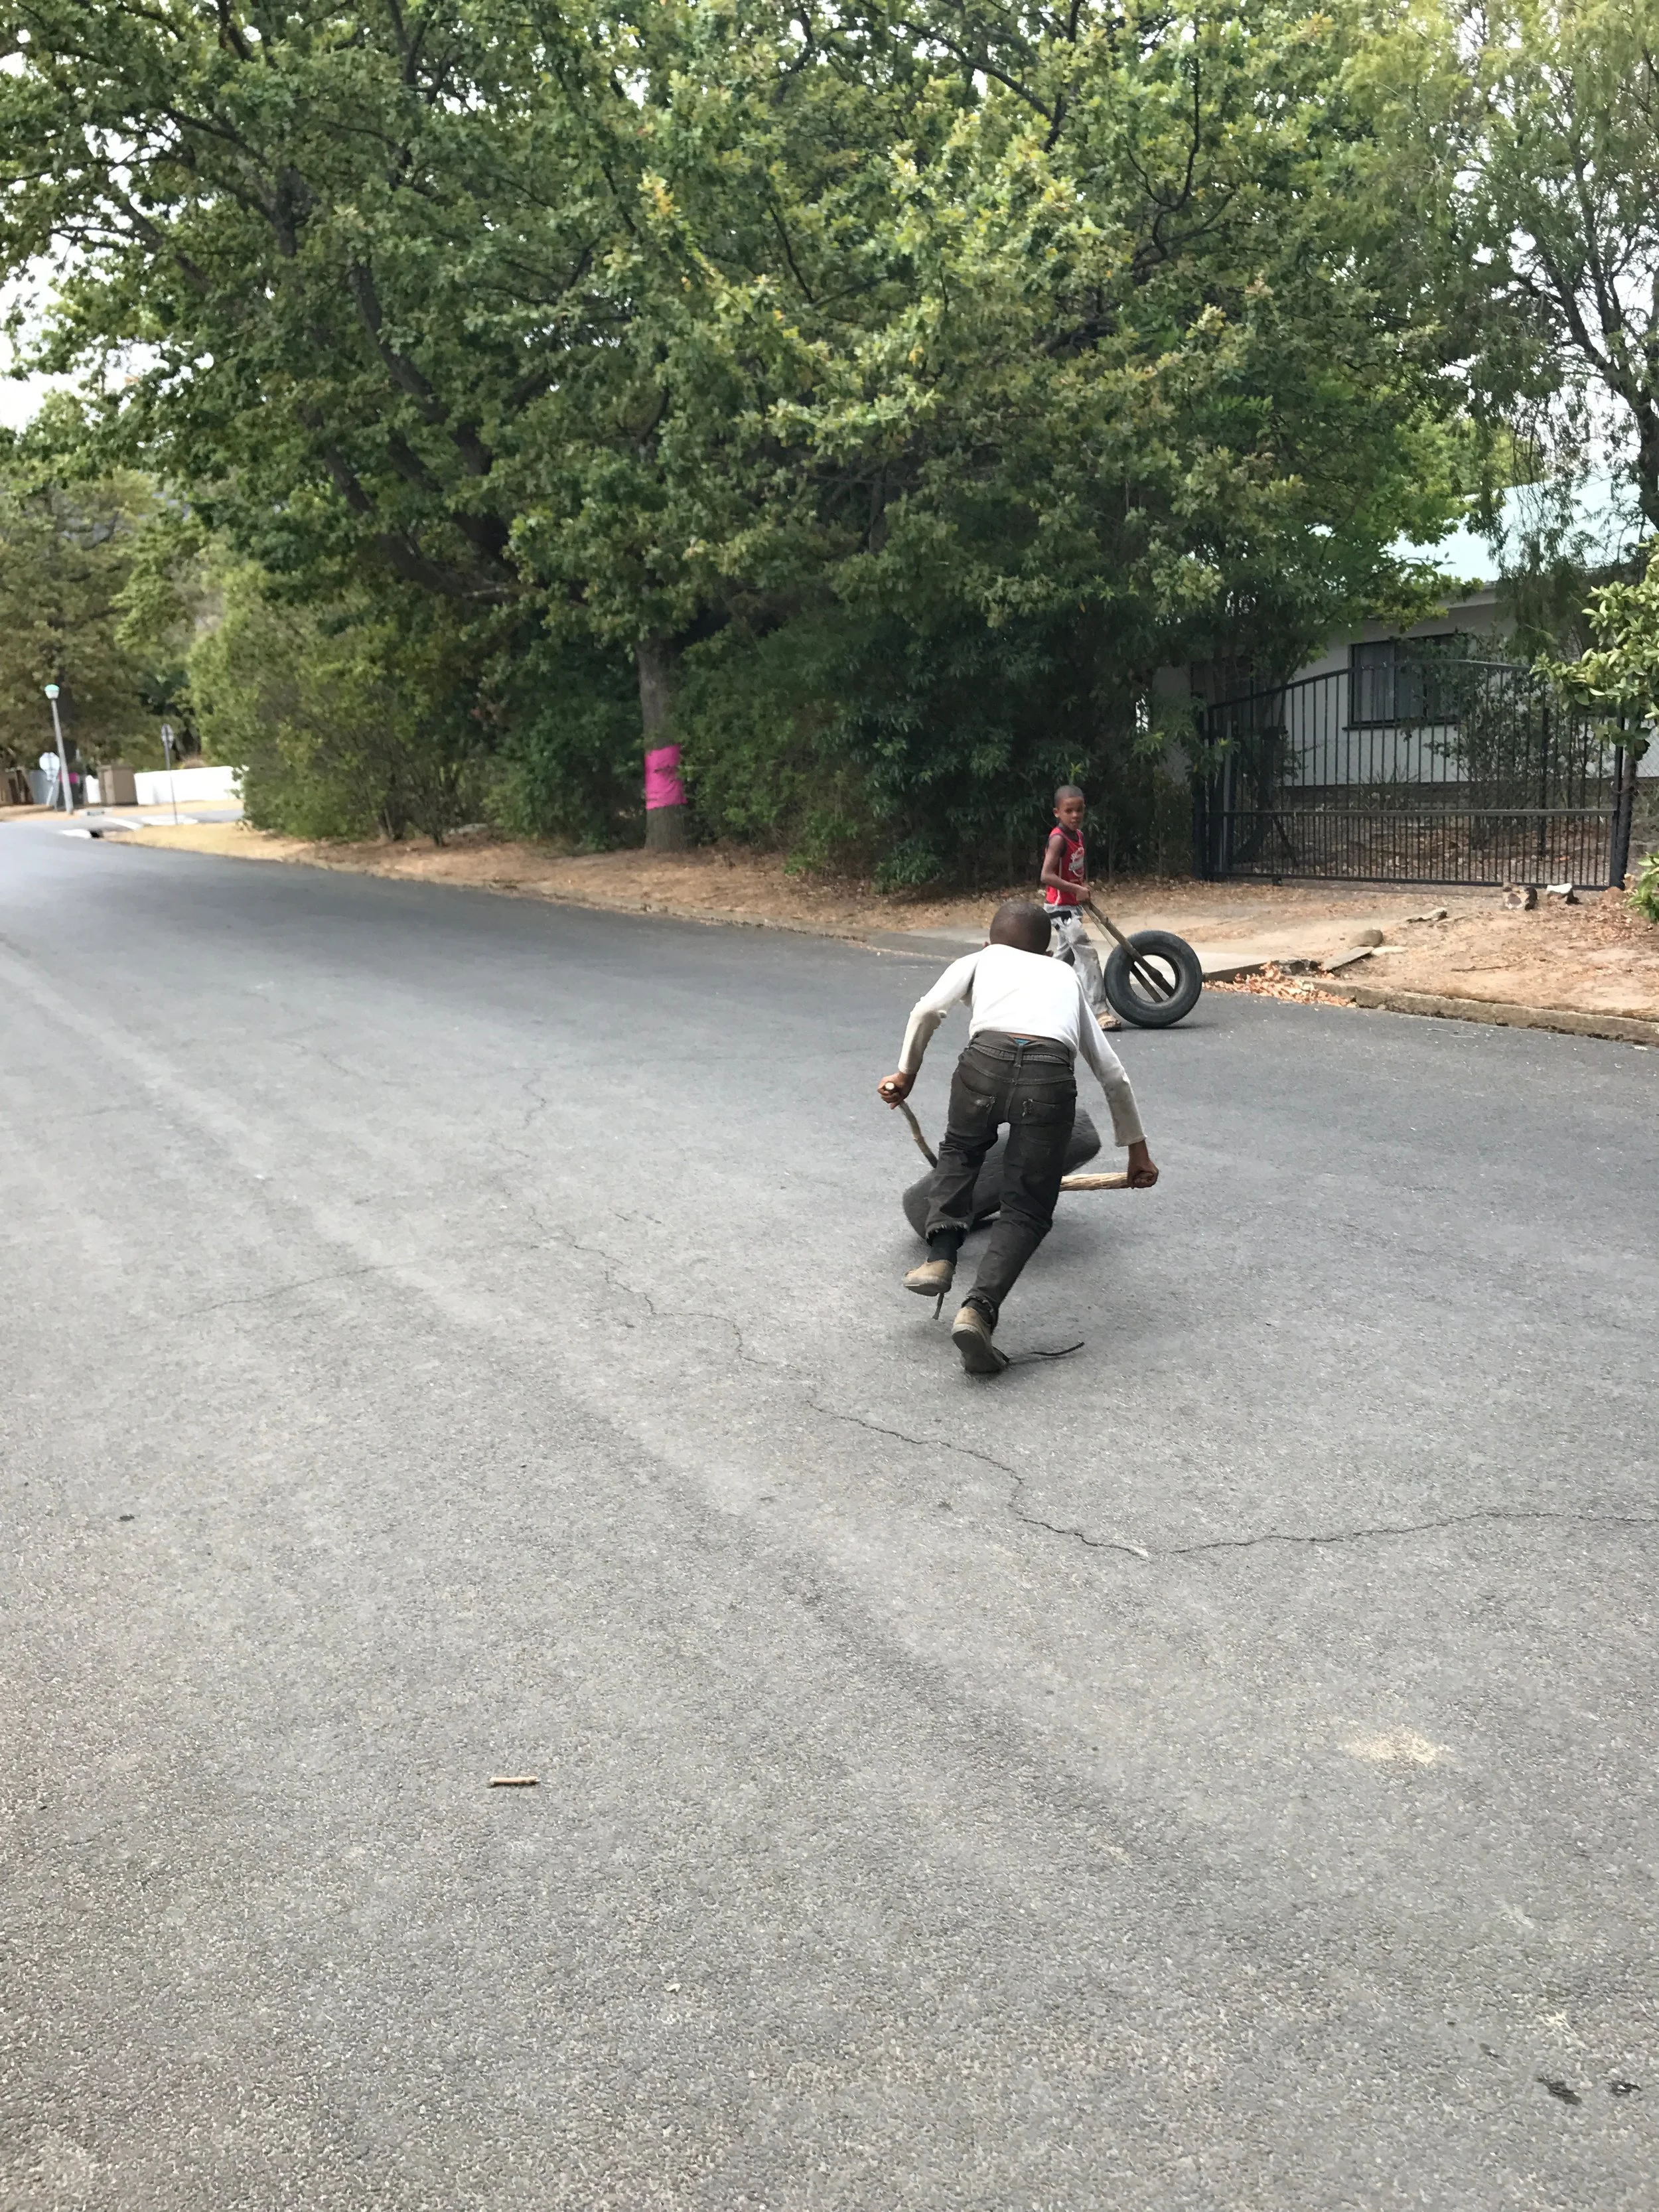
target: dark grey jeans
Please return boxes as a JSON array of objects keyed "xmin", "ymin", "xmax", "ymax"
[{"xmin": 922, "ymin": 1031, "xmax": 1077, "ymax": 1323}]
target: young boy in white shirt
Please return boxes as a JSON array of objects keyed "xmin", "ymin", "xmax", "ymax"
[{"xmin": 879, "ymin": 899, "xmax": 1157, "ymax": 1375}]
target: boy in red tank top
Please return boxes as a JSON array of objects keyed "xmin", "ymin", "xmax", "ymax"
[{"xmin": 1039, "ymin": 784, "xmax": 1118, "ymax": 1029}]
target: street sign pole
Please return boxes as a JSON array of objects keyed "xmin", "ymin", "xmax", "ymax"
[
  {"xmin": 43, "ymin": 686, "xmax": 70, "ymax": 812},
  {"xmin": 161, "ymin": 721, "xmax": 179, "ymax": 824}
]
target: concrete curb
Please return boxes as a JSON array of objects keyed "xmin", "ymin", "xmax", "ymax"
[
  {"xmin": 72, "ymin": 823, "xmax": 910, "ymax": 946},
  {"xmin": 1319, "ymin": 980, "xmax": 1659, "ymax": 1047},
  {"xmin": 1203, "ymin": 957, "xmax": 1287, "ymax": 982},
  {"xmin": 861, "ymin": 928, "xmax": 986, "ymax": 959}
]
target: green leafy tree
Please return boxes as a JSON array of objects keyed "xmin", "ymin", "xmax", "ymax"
[
  {"xmin": 111, "ymin": 502, "xmax": 212, "ymax": 753},
  {"xmin": 1394, "ymin": 0, "xmax": 1659, "ymax": 529},
  {"xmin": 1542, "ymin": 542, "xmax": 1659, "ymax": 915},
  {"xmin": 2, "ymin": 0, "xmax": 1472, "ymax": 875},
  {"xmin": 0, "ymin": 429, "xmax": 167, "ymax": 771},
  {"xmin": 2, "ymin": 3, "xmax": 641, "ymax": 704},
  {"xmin": 189, "ymin": 559, "xmax": 492, "ymax": 842},
  {"xmin": 1550, "ymin": 545, "xmax": 1659, "ymax": 724}
]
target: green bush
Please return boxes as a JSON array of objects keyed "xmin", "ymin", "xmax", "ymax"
[
  {"xmin": 190, "ymin": 564, "xmax": 487, "ymax": 842},
  {"xmin": 187, "ymin": 561, "xmax": 1202, "ymax": 880},
  {"xmin": 483, "ymin": 636, "xmax": 642, "ymax": 848},
  {"xmin": 1630, "ymin": 849, "xmax": 1659, "ymax": 924},
  {"xmin": 674, "ymin": 603, "xmax": 1197, "ymax": 887}
]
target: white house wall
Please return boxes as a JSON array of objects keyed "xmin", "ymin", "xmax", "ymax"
[
  {"xmin": 1158, "ymin": 584, "xmax": 1658, "ymax": 782},
  {"xmin": 1283, "ymin": 589, "xmax": 1505, "ymax": 688}
]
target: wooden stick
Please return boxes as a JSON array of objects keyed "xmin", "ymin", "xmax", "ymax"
[
  {"xmin": 488, "ymin": 1775, "xmax": 539, "ymax": 1787},
  {"xmin": 1058, "ymin": 1171, "xmax": 1132, "ymax": 1190},
  {"xmin": 881, "ymin": 1093, "xmax": 938, "ymax": 1166},
  {"xmin": 1082, "ymin": 899, "xmax": 1175, "ymax": 1002}
]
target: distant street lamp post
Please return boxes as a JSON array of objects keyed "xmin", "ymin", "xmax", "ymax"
[
  {"xmin": 43, "ymin": 685, "xmax": 70, "ymax": 813},
  {"xmin": 161, "ymin": 720, "xmax": 179, "ymax": 824}
]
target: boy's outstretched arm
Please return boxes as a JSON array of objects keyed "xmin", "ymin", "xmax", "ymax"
[
  {"xmin": 877, "ymin": 952, "xmax": 977, "ymax": 1106},
  {"xmin": 1072, "ymin": 980, "xmax": 1158, "ymax": 1184}
]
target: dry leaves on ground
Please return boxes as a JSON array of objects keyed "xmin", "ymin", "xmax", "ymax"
[{"xmin": 1205, "ymin": 964, "xmax": 1354, "ymax": 1007}]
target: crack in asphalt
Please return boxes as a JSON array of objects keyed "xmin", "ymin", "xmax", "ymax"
[
  {"xmin": 520, "ymin": 1209, "xmax": 1078, "ymax": 1541},
  {"xmin": 1169, "ymin": 1504, "xmax": 1659, "ymax": 1558},
  {"xmin": 531, "ymin": 1214, "xmax": 1108, "ymax": 1561},
  {"xmin": 516, "ymin": 1206, "xmax": 1156, "ymax": 1557},
  {"xmin": 301, "ymin": 1044, "xmax": 409, "ymax": 1092},
  {"xmin": 800, "ymin": 1400, "xmax": 1154, "ymax": 1559},
  {"xmin": 180, "ymin": 1261, "xmax": 411, "ymax": 1316},
  {"xmin": 532, "ymin": 1211, "xmax": 766, "ymax": 1370},
  {"xmin": 520, "ymin": 1076, "xmax": 550, "ymax": 1132},
  {"xmin": 463, "ymin": 1200, "xmax": 1659, "ymax": 1570}
]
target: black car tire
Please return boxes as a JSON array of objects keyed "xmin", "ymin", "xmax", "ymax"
[{"xmin": 1102, "ymin": 929, "xmax": 1204, "ymax": 1027}]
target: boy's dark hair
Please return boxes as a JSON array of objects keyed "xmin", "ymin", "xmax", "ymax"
[
  {"xmin": 1054, "ymin": 783, "xmax": 1085, "ymax": 805},
  {"xmin": 988, "ymin": 899, "xmax": 1052, "ymax": 955}
]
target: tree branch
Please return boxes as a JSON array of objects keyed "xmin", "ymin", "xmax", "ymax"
[{"xmin": 346, "ymin": 259, "xmax": 496, "ymax": 476}]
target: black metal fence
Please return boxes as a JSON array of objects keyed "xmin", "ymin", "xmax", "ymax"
[{"xmin": 1194, "ymin": 654, "xmax": 1640, "ymax": 887}]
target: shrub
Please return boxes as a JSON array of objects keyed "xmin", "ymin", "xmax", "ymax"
[
  {"xmin": 483, "ymin": 636, "xmax": 642, "ymax": 848},
  {"xmin": 674, "ymin": 603, "xmax": 1196, "ymax": 887},
  {"xmin": 190, "ymin": 563, "xmax": 488, "ymax": 842}
]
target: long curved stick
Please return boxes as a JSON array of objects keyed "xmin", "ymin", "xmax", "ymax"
[
  {"xmin": 895, "ymin": 1098, "xmax": 938, "ymax": 1167},
  {"xmin": 1082, "ymin": 899, "xmax": 1175, "ymax": 1002}
]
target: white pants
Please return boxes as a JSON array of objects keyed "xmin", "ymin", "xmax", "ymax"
[{"xmin": 1048, "ymin": 907, "xmax": 1110, "ymax": 1017}]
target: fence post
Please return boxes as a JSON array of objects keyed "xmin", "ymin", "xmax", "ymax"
[
  {"xmin": 1190, "ymin": 773, "xmax": 1206, "ymax": 880},
  {"xmin": 1190, "ymin": 704, "xmax": 1215, "ymax": 879},
  {"xmin": 1536, "ymin": 692, "xmax": 1551, "ymax": 878}
]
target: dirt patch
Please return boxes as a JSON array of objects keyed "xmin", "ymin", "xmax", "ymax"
[
  {"xmin": 112, "ymin": 820, "xmax": 316, "ymax": 866},
  {"xmin": 96, "ymin": 818, "xmax": 1659, "ymax": 1021},
  {"xmin": 101, "ymin": 820, "xmax": 1493, "ymax": 936},
  {"xmin": 1206, "ymin": 897, "xmax": 1659, "ymax": 1022},
  {"xmin": 111, "ymin": 820, "xmax": 1005, "ymax": 933},
  {"xmin": 1323, "ymin": 895, "xmax": 1659, "ymax": 1023}
]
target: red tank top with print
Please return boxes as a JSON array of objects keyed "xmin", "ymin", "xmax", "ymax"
[{"xmin": 1044, "ymin": 824, "xmax": 1086, "ymax": 909}]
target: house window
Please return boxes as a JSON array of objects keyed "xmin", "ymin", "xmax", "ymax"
[{"xmin": 1350, "ymin": 635, "xmax": 1469, "ymax": 725}]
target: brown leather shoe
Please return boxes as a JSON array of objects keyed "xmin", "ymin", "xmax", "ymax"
[
  {"xmin": 950, "ymin": 1303, "xmax": 1008, "ymax": 1375},
  {"xmin": 904, "ymin": 1256, "xmax": 956, "ymax": 1297}
]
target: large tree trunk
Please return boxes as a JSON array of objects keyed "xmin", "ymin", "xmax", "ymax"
[{"xmin": 637, "ymin": 634, "xmax": 686, "ymax": 852}]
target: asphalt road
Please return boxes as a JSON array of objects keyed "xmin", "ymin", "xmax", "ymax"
[{"xmin": 3, "ymin": 818, "xmax": 1656, "ymax": 2211}]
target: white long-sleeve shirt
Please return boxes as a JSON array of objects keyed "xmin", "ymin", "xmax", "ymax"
[{"xmin": 898, "ymin": 943, "xmax": 1146, "ymax": 1147}]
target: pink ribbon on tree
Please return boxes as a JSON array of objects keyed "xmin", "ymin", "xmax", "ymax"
[{"xmin": 644, "ymin": 743, "xmax": 685, "ymax": 812}]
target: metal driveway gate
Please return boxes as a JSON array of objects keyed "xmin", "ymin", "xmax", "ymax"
[{"xmin": 1193, "ymin": 654, "xmax": 1640, "ymax": 887}]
